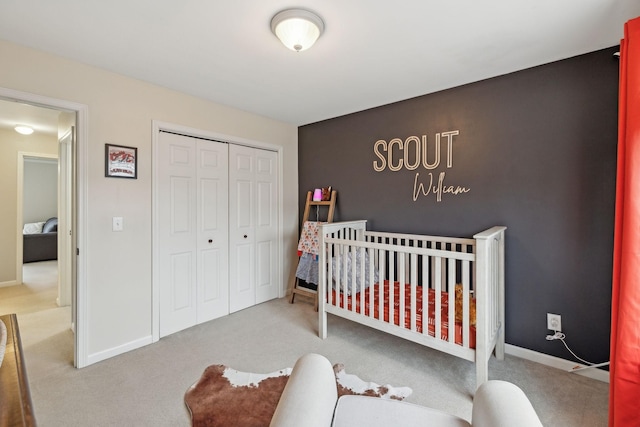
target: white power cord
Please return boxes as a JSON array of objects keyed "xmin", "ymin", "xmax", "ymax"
[{"xmin": 546, "ymin": 331, "xmax": 608, "ymax": 369}]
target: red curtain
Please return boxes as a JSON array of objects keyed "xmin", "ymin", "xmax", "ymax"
[{"xmin": 610, "ymin": 16, "xmax": 640, "ymax": 427}]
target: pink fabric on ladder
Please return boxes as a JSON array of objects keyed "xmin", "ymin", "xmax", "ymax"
[{"xmin": 297, "ymin": 221, "xmax": 324, "ymax": 256}]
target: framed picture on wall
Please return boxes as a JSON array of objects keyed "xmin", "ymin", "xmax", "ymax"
[{"xmin": 105, "ymin": 144, "xmax": 137, "ymax": 179}]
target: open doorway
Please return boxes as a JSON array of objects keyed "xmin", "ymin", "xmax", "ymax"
[
  {"xmin": 20, "ymin": 155, "xmax": 62, "ymax": 312},
  {"xmin": 0, "ymin": 89, "xmax": 87, "ymax": 368},
  {"xmin": 0, "ymin": 100, "xmax": 73, "ymax": 365}
]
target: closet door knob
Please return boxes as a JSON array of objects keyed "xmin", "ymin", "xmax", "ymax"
[
  {"xmin": 208, "ymin": 239, "xmax": 213, "ymax": 243},
  {"xmin": 244, "ymin": 235, "xmax": 248, "ymax": 239}
]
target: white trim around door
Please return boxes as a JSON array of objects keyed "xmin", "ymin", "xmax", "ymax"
[{"xmin": 0, "ymin": 86, "xmax": 89, "ymax": 368}]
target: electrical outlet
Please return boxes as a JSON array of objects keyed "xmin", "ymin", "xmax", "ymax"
[{"xmin": 547, "ymin": 313, "xmax": 561, "ymax": 331}]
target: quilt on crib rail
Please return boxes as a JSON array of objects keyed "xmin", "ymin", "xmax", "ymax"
[{"xmin": 329, "ymin": 280, "xmax": 477, "ymax": 349}]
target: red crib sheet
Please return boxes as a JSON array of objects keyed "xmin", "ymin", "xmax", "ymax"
[{"xmin": 328, "ymin": 281, "xmax": 476, "ymax": 349}]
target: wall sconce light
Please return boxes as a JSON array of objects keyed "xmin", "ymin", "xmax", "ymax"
[
  {"xmin": 271, "ymin": 8, "xmax": 324, "ymax": 52},
  {"xmin": 14, "ymin": 125, "xmax": 34, "ymax": 135}
]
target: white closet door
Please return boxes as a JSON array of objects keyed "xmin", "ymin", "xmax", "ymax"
[
  {"xmin": 229, "ymin": 145, "xmax": 278, "ymax": 312},
  {"xmin": 158, "ymin": 132, "xmax": 229, "ymax": 336},
  {"xmin": 229, "ymin": 145, "xmax": 256, "ymax": 313},
  {"xmin": 196, "ymin": 140, "xmax": 229, "ymax": 323},
  {"xmin": 254, "ymin": 148, "xmax": 278, "ymax": 304},
  {"xmin": 158, "ymin": 132, "xmax": 198, "ymax": 337}
]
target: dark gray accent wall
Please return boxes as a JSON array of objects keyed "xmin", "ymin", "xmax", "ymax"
[{"xmin": 298, "ymin": 46, "xmax": 619, "ymax": 365}]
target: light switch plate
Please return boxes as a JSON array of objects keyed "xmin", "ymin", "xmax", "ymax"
[{"xmin": 112, "ymin": 216, "xmax": 123, "ymax": 232}]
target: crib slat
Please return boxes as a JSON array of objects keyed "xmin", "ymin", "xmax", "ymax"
[
  {"xmin": 434, "ymin": 256, "xmax": 442, "ymax": 340},
  {"xmin": 352, "ymin": 244, "xmax": 357, "ymax": 313},
  {"xmin": 378, "ymin": 249, "xmax": 385, "ymax": 322},
  {"xmin": 370, "ymin": 248, "xmax": 376, "ymax": 318},
  {"xmin": 349, "ymin": 245, "xmax": 356, "ymax": 311},
  {"xmin": 399, "ymin": 252, "xmax": 405, "ymax": 330},
  {"xmin": 421, "ymin": 253, "xmax": 428, "ymax": 336},
  {"xmin": 339, "ymin": 243, "xmax": 346, "ymax": 306},
  {"xmin": 389, "ymin": 248, "xmax": 395, "ymax": 326},
  {"xmin": 410, "ymin": 253, "xmax": 418, "ymax": 332},
  {"xmin": 343, "ymin": 243, "xmax": 348, "ymax": 304},
  {"xmin": 333, "ymin": 240, "xmax": 340, "ymax": 306},
  {"xmin": 358, "ymin": 246, "xmax": 365, "ymax": 316},
  {"xmin": 448, "ymin": 258, "xmax": 456, "ymax": 345},
  {"xmin": 462, "ymin": 260, "xmax": 470, "ymax": 349},
  {"xmin": 327, "ymin": 241, "xmax": 333, "ymax": 306},
  {"xmin": 405, "ymin": 239, "xmax": 411, "ymax": 281}
]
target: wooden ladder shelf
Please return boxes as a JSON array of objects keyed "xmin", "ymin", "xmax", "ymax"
[{"xmin": 289, "ymin": 190, "xmax": 337, "ymax": 310}]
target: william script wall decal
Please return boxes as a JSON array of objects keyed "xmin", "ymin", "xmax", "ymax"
[{"xmin": 372, "ymin": 130, "xmax": 470, "ymax": 202}]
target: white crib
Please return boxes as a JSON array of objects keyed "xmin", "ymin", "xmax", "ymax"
[{"xmin": 317, "ymin": 220, "xmax": 507, "ymax": 389}]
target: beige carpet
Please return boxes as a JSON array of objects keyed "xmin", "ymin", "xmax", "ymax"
[
  {"xmin": 0, "ymin": 261, "xmax": 74, "ymax": 372},
  {"xmin": 0, "ymin": 260, "xmax": 61, "ymax": 315},
  {"xmin": 0, "ymin": 267, "xmax": 608, "ymax": 426}
]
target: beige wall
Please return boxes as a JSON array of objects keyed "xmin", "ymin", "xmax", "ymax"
[
  {"xmin": 0, "ymin": 40, "xmax": 299, "ymax": 361},
  {"xmin": 0, "ymin": 128, "xmax": 57, "ymax": 284}
]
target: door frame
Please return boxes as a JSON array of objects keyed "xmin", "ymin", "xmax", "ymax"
[
  {"xmin": 1, "ymin": 87, "xmax": 89, "ymax": 368},
  {"xmin": 151, "ymin": 120, "xmax": 284, "ymax": 342},
  {"xmin": 57, "ymin": 129, "xmax": 74, "ymax": 307}
]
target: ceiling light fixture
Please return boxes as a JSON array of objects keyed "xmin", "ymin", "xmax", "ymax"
[
  {"xmin": 271, "ymin": 8, "xmax": 324, "ymax": 52},
  {"xmin": 14, "ymin": 125, "xmax": 34, "ymax": 135}
]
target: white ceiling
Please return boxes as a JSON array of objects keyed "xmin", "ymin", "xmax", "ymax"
[{"xmin": 1, "ymin": 0, "xmax": 639, "ymax": 128}]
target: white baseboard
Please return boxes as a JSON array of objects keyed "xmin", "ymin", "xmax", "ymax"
[
  {"xmin": 0, "ymin": 280, "xmax": 18, "ymax": 288},
  {"xmin": 86, "ymin": 335, "xmax": 153, "ymax": 366},
  {"xmin": 505, "ymin": 344, "xmax": 609, "ymax": 383}
]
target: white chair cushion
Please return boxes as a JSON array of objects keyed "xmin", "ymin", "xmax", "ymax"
[
  {"xmin": 332, "ymin": 395, "xmax": 471, "ymax": 427},
  {"xmin": 472, "ymin": 381, "xmax": 543, "ymax": 427},
  {"xmin": 270, "ymin": 354, "xmax": 338, "ymax": 427}
]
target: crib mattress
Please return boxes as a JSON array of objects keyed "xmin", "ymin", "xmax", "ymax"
[{"xmin": 329, "ymin": 281, "xmax": 476, "ymax": 349}]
